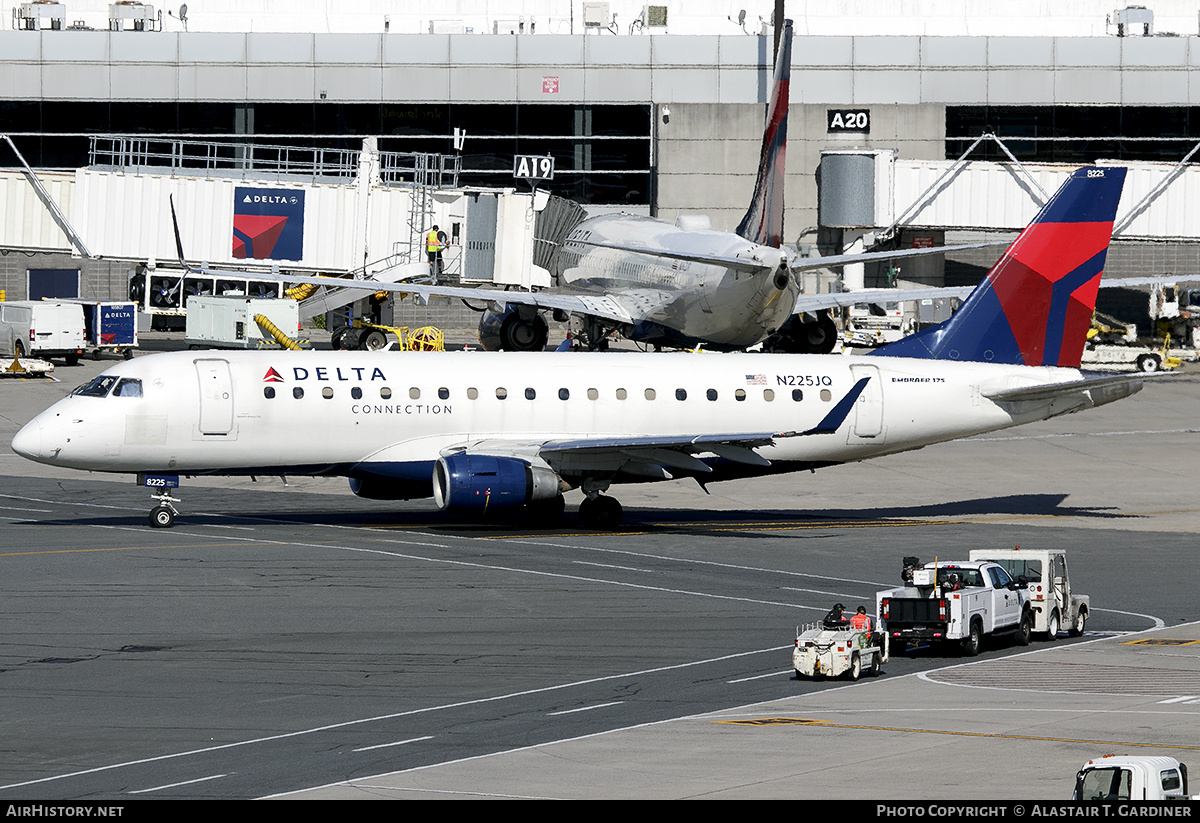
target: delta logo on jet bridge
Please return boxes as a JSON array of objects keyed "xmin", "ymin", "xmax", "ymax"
[{"xmin": 233, "ymin": 186, "xmax": 305, "ymax": 261}]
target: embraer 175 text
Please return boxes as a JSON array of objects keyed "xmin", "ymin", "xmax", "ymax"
[{"xmin": 13, "ymin": 167, "xmax": 1145, "ymax": 528}]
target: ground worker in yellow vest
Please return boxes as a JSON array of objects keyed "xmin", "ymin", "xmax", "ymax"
[{"xmin": 426, "ymin": 224, "xmax": 445, "ymax": 275}]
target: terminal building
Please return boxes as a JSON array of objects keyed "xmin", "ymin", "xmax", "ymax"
[{"xmin": 3, "ymin": 0, "xmax": 1200, "ymax": 332}]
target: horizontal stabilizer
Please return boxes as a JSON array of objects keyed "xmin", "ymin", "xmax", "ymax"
[{"xmin": 983, "ymin": 372, "xmax": 1148, "ymax": 403}]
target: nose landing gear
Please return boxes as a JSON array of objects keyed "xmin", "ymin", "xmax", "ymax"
[
  {"xmin": 148, "ymin": 490, "xmax": 180, "ymax": 528},
  {"xmin": 139, "ymin": 474, "xmax": 182, "ymax": 528}
]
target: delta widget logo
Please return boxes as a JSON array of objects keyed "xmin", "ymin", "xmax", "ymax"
[
  {"xmin": 233, "ymin": 187, "xmax": 305, "ymax": 261},
  {"xmin": 263, "ymin": 367, "xmax": 284, "ymax": 383}
]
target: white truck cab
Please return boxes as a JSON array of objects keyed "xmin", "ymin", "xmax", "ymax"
[
  {"xmin": 1074, "ymin": 755, "xmax": 1193, "ymax": 800},
  {"xmin": 877, "ymin": 558, "xmax": 1033, "ymax": 656},
  {"xmin": 970, "ymin": 548, "xmax": 1089, "ymax": 640}
]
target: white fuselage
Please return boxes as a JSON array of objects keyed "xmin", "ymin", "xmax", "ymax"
[
  {"xmin": 555, "ymin": 214, "xmax": 797, "ymax": 349},
  {"xmin": 12, "ymin": 350, "xmax": 1120, "ymax": 497}
]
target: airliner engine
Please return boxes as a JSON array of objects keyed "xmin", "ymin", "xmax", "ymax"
[{"xmin": 432, "ymin": 453, "xmax": 562, "ymax": 511}]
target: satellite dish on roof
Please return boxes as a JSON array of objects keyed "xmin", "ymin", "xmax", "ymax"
[{"xmin": 179, "ymin": 4, "xmax": 188, "ymax": 22}]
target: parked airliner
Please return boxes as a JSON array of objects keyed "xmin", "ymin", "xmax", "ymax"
[
  {"xmin": 194, "ymin": 19, "xmax": 992, "ymax": 355},
  {"xmin": 12, "ymin": 167, "xmax": 1143, "ymax": 528}
]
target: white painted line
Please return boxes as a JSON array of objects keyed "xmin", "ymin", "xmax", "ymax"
[
  {"xmin": 0, "ymin": 644, "xmax": 789, "ymax": 793},
  {"xmin": 728, "ymin": 670, "xmax": 794, "ymax": 683},
  {"xmin": 1157, "ymin": 696, "xmax": 1198, "ymax": 704},
  {"xmin": 128, "ymin": 773, "xmax": 227, "ymax": 794},
  {"xmin": 547, "ymin": 701, "xmax": 624, "ymax": 716},
  {"xmin": 353, "ymin": 736, "xmax": 433, "ymax": 752}
]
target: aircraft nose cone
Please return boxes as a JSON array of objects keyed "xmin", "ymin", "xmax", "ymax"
[{"xmin": 11, "ymin": 418, "xmax": 43, "ymax": 461}]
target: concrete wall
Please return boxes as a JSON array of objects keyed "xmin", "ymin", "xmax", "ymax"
[{"xmin": 656, "ymin": 102, "xmax": 945, "ymax": 242}]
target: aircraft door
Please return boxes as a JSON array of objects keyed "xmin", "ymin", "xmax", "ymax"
[
  {"xmin": 848, "ymin": 364, "xmax": 885, "ymax": 443},
  {"xmin": 195, "ymin": 359, "xmax": 235, "ymax": 436}
]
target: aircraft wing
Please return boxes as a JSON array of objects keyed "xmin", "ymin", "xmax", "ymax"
[
  {"xmin": 245, "ymin": 269, "xmax": 637, "ymax": 326},
  {"xmin": 445, "ymin": 378, "xmax": 870, "ymax": 478}
]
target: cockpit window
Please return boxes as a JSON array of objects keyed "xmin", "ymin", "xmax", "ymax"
[
  {"xmin": 73, "ymin": 375, "xmax": 119, "ymax": 397},
  {"xmin": 113, "ymin": 378, "xmax": 143, "ymax": 398}
]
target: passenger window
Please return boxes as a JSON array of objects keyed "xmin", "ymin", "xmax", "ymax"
[
  {"xmin": 264, "ymin": 386, "xmax": 276, "ymax": 399},
  {"xmin": 763, "ymin": 389, "xmax": 774, "ymax": 401},
  {"xmin": 496, "ymin": 388, "xmax": 508, "ymax": 400},
  {"xmin": 351, "ymin": 387, "xmax": 362, "ymax": 400},
  {"xmin": 409, "ymin": 387, "xmax": 420, "ymax": 400},
  {"xmin": 380, "ymin": 387, "xmax": 392, "ymax": 399},
  {"xmin": 558, "ymin": 388, "xmax": 570, "ymax": 400},
  {"xmin": 820, "ymin": 389, "xmax": 832, "ymax": 402},
  {"xmin": 322, "ymin": 387, "xmax": 334, "ymax": 399},
  {"xmin": 438, "ymin": 387, "xmax": 449, "ymax": 400},
  {"xmin": 644, "ymin": 388, "xmax": 656, "ymax": 400},
  {"xmin": 587, "ymin": 388, "xmax": 599, "ymax": 400},
  {"xmin": 293, "ymin": 387, "xmax": 304, "ymax": 399},
  {"xmin": 735, "ymin": 389, "xmax": 746, "ymax": 401},
  {"xmin": 525, "ymin": 388, "xmax": 536, "ymax": 400},
  {"xmin": 792, "ymin": 389, "xmax": 803, "ymax": 402},
  {"xmin": 615, "ymin": 388, "xmax": 627, "ymax": 400},
  {"xmin": 706, "ymin": 389, "xmax": 717, "ymax": 401},
  {"xmin": 467, "ymin": 387, "xmax": 478, "ymax": 400},
  {"xmin": 675, "ymin": 389, "xmax": 687, "ymax": 401}
]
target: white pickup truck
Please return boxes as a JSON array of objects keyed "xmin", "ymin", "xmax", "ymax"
[
  {"xmin": 1074, "ymin": 755, "xmax": 1195, "ymax": 800},
  {"xmin": 877, "ymin": 558, "xmax": 1033, "ymax": 656}
]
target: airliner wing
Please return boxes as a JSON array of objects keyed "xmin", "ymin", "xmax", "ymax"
[
  {"xmin": 446, "ymin": 378, "xmax": 869, "ymax": 477},
  {"xmin": 248, "ymin": 270, "xmax": 637, "ymax": 326}
]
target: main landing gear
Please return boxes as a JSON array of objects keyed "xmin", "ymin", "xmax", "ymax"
[{"xmin": 578, "ymin": 494, "xmax": 623, "ymax": 529}]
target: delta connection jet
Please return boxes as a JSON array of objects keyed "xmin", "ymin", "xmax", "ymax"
[{"xmin": 13, "ymin": 166, "xmax": 1146, "ymax": 528}]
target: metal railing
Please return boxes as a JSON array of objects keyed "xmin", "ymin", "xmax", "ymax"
[{"xmin": 88, "ymin": 136, "xmax": 361, "ymax": 180}]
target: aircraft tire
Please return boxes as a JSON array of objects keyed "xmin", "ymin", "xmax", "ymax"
[
  {"xmin": 149, "ymin": 506, "xmax": 175, "ymax": 529},
  {"xmin": 361, "ymin": 330, "xmax": 388, "ymax": 351},
  {"xmin": 579, "ymin": 496, "xmax": 623, "ymax": 529}
]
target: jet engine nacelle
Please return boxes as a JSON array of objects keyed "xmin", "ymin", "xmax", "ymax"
[
  {"xmin": 478, "ymin": 304, "xmax": 550, "ymax": 352},
  {"xmin": 432, "ymin": 453, "xmax": 561, "ymax": 511}
]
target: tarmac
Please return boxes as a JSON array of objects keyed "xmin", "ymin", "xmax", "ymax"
[{"xmin": 1, "ymin": 335, "xmax": 1198, "ymax": 801}]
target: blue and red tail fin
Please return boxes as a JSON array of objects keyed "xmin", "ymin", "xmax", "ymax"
[
  {"xmin": 875, "ymin": 166, "xmax": 1127, "ymax": 368},
  {"xmin": 735, "ymin": 19, "xmax": 791, "ymax": 249}
]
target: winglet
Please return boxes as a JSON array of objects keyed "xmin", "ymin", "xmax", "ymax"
[
  {"xmin": 875, "ymin": 166, "xmax": 1127, "ymax": 368},
  {"xmin": 777, "ymin": 377, "xmax": 870, "ymax": 437},
  {"xmin": 735, "ymin": 19, "xmax": 791, "ymax": 249}
]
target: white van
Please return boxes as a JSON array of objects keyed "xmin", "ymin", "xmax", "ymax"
[{"xmin": 0, "ymin": 301, "xmax": 86, "ymax": 364}]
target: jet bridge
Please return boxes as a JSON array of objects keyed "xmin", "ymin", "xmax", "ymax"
[{"xmin": 0, "ymin": 136, "xmax": 555, "ymax": 309}]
